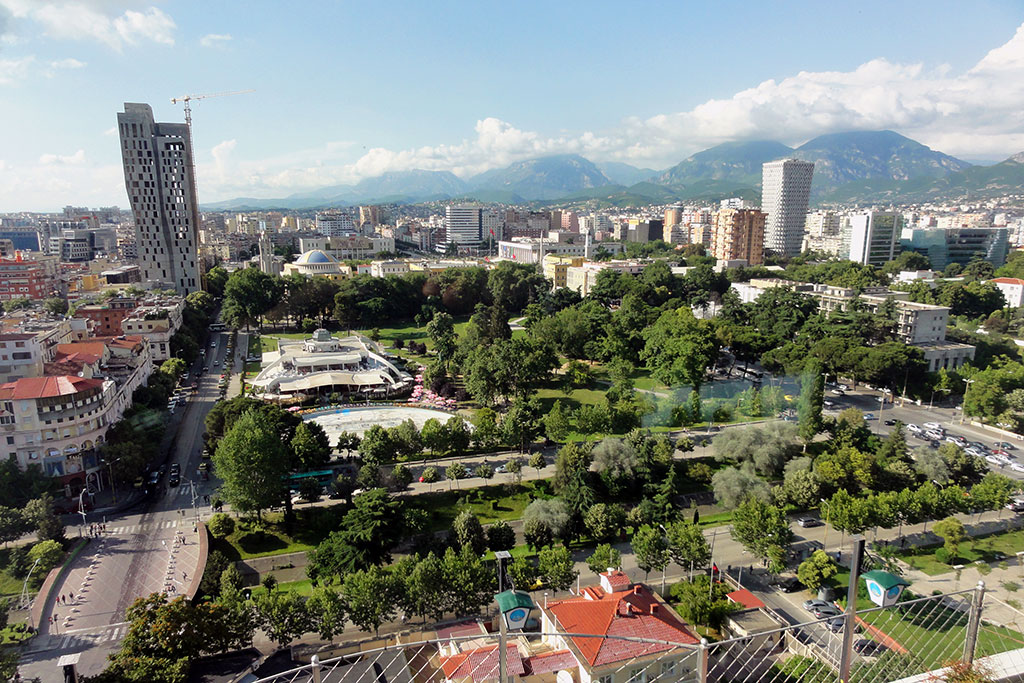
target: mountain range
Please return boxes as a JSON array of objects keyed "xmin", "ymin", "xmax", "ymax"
[{"xmin": 202, "ymin": 130, "xmax": 1022, "ymax": 210}]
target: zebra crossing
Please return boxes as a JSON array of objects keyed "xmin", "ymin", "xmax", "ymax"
[
  {"xmin": 106, "ymin": 519, "xmax": 181, "ymax": 535},
  {"xmin": 55, "ymin": 623, "xmax": 128, "ymax": 650}
]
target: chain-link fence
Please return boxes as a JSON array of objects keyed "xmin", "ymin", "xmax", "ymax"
[{"xmin": 249, "ymin": 584, "xmax": 1024, "ymax": 683}]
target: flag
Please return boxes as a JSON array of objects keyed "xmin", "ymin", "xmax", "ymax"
[{"xmin": 489, "ymin": 228, "xmax": 495, "ymax": 236}]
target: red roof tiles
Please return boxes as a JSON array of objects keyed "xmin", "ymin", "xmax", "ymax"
[
  {"xmin": 440, "ymin": 644, "xmax": 524, "ymax": 681},
  {"xmin": 524, "ymin": 649, "xmax": 577, "ymax": 675},
  {"xmin": 0, "ymin": 375, "xmax": 104, "ymax": 400},
  {"xmin": 546, "ymin": 582, "xmax": 699, "ymax": 667},
  {"xmin": 726, "ymin": 588, "xmax": 765, "ymax": 610}
]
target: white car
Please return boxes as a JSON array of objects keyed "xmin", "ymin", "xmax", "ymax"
[
  {"xmin": 986, "ymin": 455, "xmax": 1004, "ymax": 466},
  {"xmin": 925, "ymin": 430, "xmax": 944, "ymax": 441},
  {"xmin": 831, "ymin": 389, "xmax": 845, "ymax": 396},
  {"xmin": 1011, "ymin": 463, "xmax": 1024, "ymax": 473},
  {"xmin": 907, "ymin": 424, "xmax": 921, "ymax": 433},
  {"xmin": 923, "ymin": 422, "xmax": 943, "ymax": 431},
  {"xmin": 838, "ymin": 384, "xmax": 850, "ymax": 391}
]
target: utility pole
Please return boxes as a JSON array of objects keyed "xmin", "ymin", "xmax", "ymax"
[{"xmin": 838, "ymin": 537, "xmax": 865, "ymax": 683}]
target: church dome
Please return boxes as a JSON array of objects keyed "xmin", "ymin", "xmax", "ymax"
[{"xmin": 295, "ymin": 249, "xmax": 337, "ymax": 265}]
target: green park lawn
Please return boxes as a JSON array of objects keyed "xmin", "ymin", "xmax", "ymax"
[
  {"xmin": 250, "ymin": 578, "xmax": 316, "ymax": 598},
  {"xmin": 212, "ymin": 505, "xmax": 348, "ymax": 560},
  {"xmin": 410, "ymin": 480, "xmax": 555, "ymax": 533},
  {"xmin": 896, "ymin": 527, "xmax": 1024, "ymax": 576}
]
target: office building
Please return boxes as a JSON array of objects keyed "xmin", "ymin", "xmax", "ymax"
[
  {"xmin": 848, "ymin": 211, "xmax": 903, "ymax": 266},
  {"xmin": 762, "ymin": 159, "xmax": 814, "ymax": 257},
  {"xmin": 443, "ymin": 205, "xmax": 483, "ymax": 250},
  {"xmin": 116, "ymin": 103, "xmax": 200, "ymax": 294},
  {"xmin": 315, "ymin": 212, "xmax": 357, "ymax": 237},
  {"xmin": 901, "ymin": 227, "xmax": 1010, "ymax": 270},
  {"xmin": 0, "ymin": 256, "xmax": 57, "ymax": 301},
  {"xmin": 358, "ymin": 206, "xmax": 381, "ymax": 227},
  {"xmin": 712, "ymin": 209, "xmax": 766, "ymax": 265}
]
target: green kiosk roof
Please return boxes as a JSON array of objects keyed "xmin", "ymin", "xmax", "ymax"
[
  {"xmin": 495, "ymin": 590, "xmax": 535, "ymax": 612},
  {"xmin": 861, "ymin": 570, "xmax": 910, "ymax": 590}
]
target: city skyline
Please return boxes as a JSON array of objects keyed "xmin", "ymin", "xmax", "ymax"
[{"xmin": 1, "ymin": 1, "xmax": 1024, "ymax": 210}]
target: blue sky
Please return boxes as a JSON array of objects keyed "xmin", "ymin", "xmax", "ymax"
[{"xmin": 1, "ymin": 0, "xmax": 1024, "ymax": 210}]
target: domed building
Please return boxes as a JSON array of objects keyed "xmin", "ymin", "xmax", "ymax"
[{"xmin": 282, "ymin": 249, "xmax": 351, "ymax": 280}]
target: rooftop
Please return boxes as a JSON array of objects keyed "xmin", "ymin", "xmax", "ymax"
[{"xmin": 0, "ymin": 375, "xmax": 105, "ymax": 400}]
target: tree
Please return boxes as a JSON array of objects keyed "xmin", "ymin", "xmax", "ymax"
[
  {"xmin": 487, "ymin": 520, "xmax": 516, "ymax": 552},
  {"xmin": 421, "ymin": 466, "xmax": 439, "ymax": 484},
  {"xmin": 710, "ymin": 422, "xmax": 798, "ymax": 477},
  {"xmin": 27, "ymin": 539, "xmax": 64, "ymax": 573},
  {"xmin": 528, "ymin": 452, "xmax": 546, "ymax": 474},
  {"xmin": 291, "ymin": 421, "xmax": 332, "ymax": 471},
  {"xmin": 391, "ymin": 463, "xmax": 413, "ymax": 490},
  {"xmin": 474, "ymin": 463, "xmax": 495, "ymax": 481},
  {"xmin": 426, "ymin": 312, "xmax": 458, "ymax": 369},
  {"xmin": 538, "ymin": 546, "xmax": 578, "ymax": 591},
  {"xmin": 523, "ymin": 518, "xmax": 554, "ymax": 550},
  {"xmin": 797, "ymin": 550, "xmax": 838, "ymax": 591},
  {"xmin": 359, "ymin": 424, "xmax": 395, "ymax": 465},
  {"xmin": 501, "ymin": 397, "xmax": 542, "ymax": 452},
  {"xmin": 671, "ymin": 576, "xmax": 737, "ymax": 629},
  {"xmin": 544, "ymin": 400, "xmax": 572, "ymax": 442},
  {"xmin": 586, "ymin": 543, "xmax": 622, "ymax": 575},
  {"xmin": 421, "ymin": 418, "xmax": 447, "ymax": 456},
  {"xmin": 914, "ymin": 447, "xmax": 951, "ymax": 484},
  {"xmin": 445, "ymin": 416, "xmax": 472, "ymax": 454},
  {"xmin": 212, "ymin": 409, "xmax": 290, "ymax": 520},
  {"xmin": 454, "ymin": 511, "xmax": 488, "ymax": 556},
  {"xmin": 207, "ymin": 513, "xmax": 235, "ymax": 539},
  {"xmin": 309, "ymin": 489, "xmax": 404, "ymax": 580},
  {"xmin": 472, "ymin": 408, "xmax": 503, "ymax": 450},
  {"xmin": 341, "ymin": 565, "xmax": 400, "ymax": 635},
  {"xmin": 440, "ymin": 546, "xmax": 497, "ymax": 616},
  {"xmin": 24, "ymin": 493, "xmax": 64, "ymax": 543},
  {"xmin": 0, "ymin": 507, "xmax": 29, "ymax": 547},
  {"xmin": 584, "ymin": 503, "xmax": 627, "ymax": 542},
  {"xmin": 591, "ymin": 437, "xmax": 638, "ymax": 496},
  {"xmin": 632, "ymin": 525, "xmax": 669, "ymax": 581},
  {"xmin": 307, "ymin": 586, "xmax": 347, "ymax": 640},
  {"xmin": 667, "ymin": 521, "xmax": 711, "ymax": 574},
  {"xmin": 797, "ymin": 362, "xmax": 824, "ymax": 448},
  {"xmin": 523, "ymin": 499, "xmax": 571, "ymax": 539},
  {"xmin": 445, "ymin": 462, "xmax": 467, "ymax": 487},
  {"xmin": 711, "ymin": 464, "xmax": 770, "ymax": 509},
  {"xmin": 730, "ymin": 496, "xmax": 794, "ymax": 571},
  {"xmin": 508, "ymin": 556, "xmax": 538, "ymax": 591},
  {"xmin": 253, "ymin": 587, "xmax": 312, "ymax": 647},
  {"xmin": 641, "ymin": 307, "xmax": 719, "ymax": 392},
  {"xmin": 933, "ymin": 517, "xmax": 967, "ymax": 562},
  {"xmin": 505, "ymin": 457, "xmax": 523, "ymax": 485},
  {"xmin": 43, "ymin": 297, "xmax": 69, "ymax": 316}
]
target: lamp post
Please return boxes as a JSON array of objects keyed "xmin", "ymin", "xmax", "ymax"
[
  {"xmin": 960, "ymin": 378, "xmax": 976, "ymax": 425},
  {"xmin": 101, "ymin": 457, "xmax": 118, "ymax": 504},
  {"xmin": 77, "ymin": 488, "xmax": 87, "ymax": 535}
]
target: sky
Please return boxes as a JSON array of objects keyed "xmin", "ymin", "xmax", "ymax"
[{"xmin": 2, "ymin": 0, "xmax": 1024, "ymax": 210}]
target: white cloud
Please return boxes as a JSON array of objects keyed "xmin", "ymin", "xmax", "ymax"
[
  {"xmin": 0, "ymin": 55, "xmax": 33, "ymax": 84},
  {"xmin": 49, "ymin": 57, "xmax": 85, "ymax": 69},
  {"xmin": 39, "ymin": 149, "xmax": 85, "ymax": 165},
  {"xmin": 102, "ymin": 126, "xmax": 117, "ymax": 136},
  {"xmin": 211, "ymin": 139, "xmax": 236, "ymax": 182},
  {"xmin": 199, "ymin": 33, "xmax": 231, "ymax": 48},
  {"xmin": 0, "ymin": 1, "xmax": 175, "ymax": 50}
]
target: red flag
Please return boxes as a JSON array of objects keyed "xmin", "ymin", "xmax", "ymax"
[{"xmin": 489, "ymin": 228, "xmax": 495, "ymax": 236}]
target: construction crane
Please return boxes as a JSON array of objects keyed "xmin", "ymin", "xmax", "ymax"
[{"xmin": 170, "ymin": 89, "xmax": 254, "ymax": 129}]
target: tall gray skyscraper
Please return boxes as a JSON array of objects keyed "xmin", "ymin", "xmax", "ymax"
[
  {"xmin": 443, "ymin": 204, "xmax": 483, "ymax": 251},
  {"xmin": 117, "ymin": 103, "xmax": 200, "ymax": 294},
  {"xmin": 761, "ymin": 159, "xmax": 814, "ymax": 257}
]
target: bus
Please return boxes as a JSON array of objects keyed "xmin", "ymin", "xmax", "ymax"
[
  {"xmin": 287, "ymin": 469, "xmax": 335, "ymax": 492},
  {"xmin": 210, "ymin": 322, "xmax": 227, "ymax": 332}
]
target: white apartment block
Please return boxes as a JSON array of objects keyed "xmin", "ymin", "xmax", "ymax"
[
  {"xmin": 298, "ymin": 235, "xmax": 395, "ymax": 261},
  {"xmin": 117, "ymin": 103, "xmax": 200, "ymax": 295},
  {"xmin": 120, "ymin": 296, "xmax": 184, "ymax": 362},
  {"xmin": 369, "ymin": 261, "xmax": 411, "ymax": 278},
  {"xmin": 444, "ymin": 205, "xmax": 483, "ymax": 249},
  {"xmin": 564, "ymin": 260, "xmax": 647, "ymax": 296},
  {"xmin": 848, "ymin": 211, "xmax": 903, "ymax": 266},
  {"xmin": 316, "ymin": 212, "xmax": 357, "ymax": 237},
  {"xmin": 762, "ymin": 159, "xmax": 814, "ymax": 257},
  {"xmin": 990, "ymin": 277, "xmax": 1024, "ymax": 308}
]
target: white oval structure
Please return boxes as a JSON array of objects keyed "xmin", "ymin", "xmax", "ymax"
[{"xmin": 305, "ymin": 405, "xmax": 459, "ymax": 440}]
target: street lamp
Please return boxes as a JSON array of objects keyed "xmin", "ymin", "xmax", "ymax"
[
  {"xmin": 100, "ymin": 457, "xmax": 119, "ymax": 504},
  {"xmin": 77, "ymin": 488, "xmax": 88, "ymax": 535},
  {"xmin": 960, "ymin": 378, "xmax": 976, "ymax": 425}
]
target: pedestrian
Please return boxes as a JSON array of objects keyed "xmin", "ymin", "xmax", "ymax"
[
  {"xmin": 182, "ymin": 571, "xmax": 188, "ymax": 581},
  {"xmin": 69, "ymin": 592, "xmax": 74, "ymax": 603}
]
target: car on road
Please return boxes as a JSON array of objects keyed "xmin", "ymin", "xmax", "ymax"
[
  {"xmin": 168, "ymin": 472, "xmax": 180, "ymax": 487},
  {"xmin": 996, "ymin": 442, "xmax": 1016, "ymax": 450},
  {"xmin": 147, "ymin": 470, "xmax": 160, "ymax": 486},
  {"xmin": 906, "ymin": 424, "xmax": 921, "ymax": 433},
  {"xmin": 779, "ymin": 578, "xmax": 804, "ymax": 593},
  {"xmin": 925, "ymin": 430, "xmax": 944, "ymax": 441},
  {"xmin": 923, "ymin": 422, "xmax": 943, "ymax": 431},
  {"xmin": 830, "ymin": 389, "xmax": 845, "ymax": 396},
  {"xmin": 797, "ymin": 517, "xmax": 822, "ymax": 528},
  {"xmin": 985, "ymin": 455, "xmax": 1004, "ymax": 466},
  {"xmin": 823, "ymin": 400, "xmax": 835, "ymax": 408},
  {"xmin": 863, "ymin": 413, "xmax": 875, "ymax": 420},
  {"xmin": 803, "ymin": 599, "xmax": 832, "ymax": 611},
  {"xmin": 214, "ymin": 360, "xmax": 220, "ymax": 366},
  {"xmin": 838, "ymin": 384, "xmax": 850, "ymax": 391},
  {"xmin": 826, "ymin": 618, "xmax": 859, "ymax": 633},
  {"xmin": 1005, "ymin": 500, "xmax": 1024, "ymax": 512},
  {"xmin": 946, "ymin": 435, "xmax": 966, "ymax": 446},
  {"xmin": 992, "ymin": 449, "xmax": 1010, "ymax": 457},
  {"xmin": 495, "ymin": 465, "xmax": 508, "ymax": 474},
  {"xmin": 814, "ymin": 606, "xmax": 842, "ymax": 619},
  {"xmin": 1011, "ymin": 463, "xmax": 1024, "ymax": 473},
  {"xmin": 854, "ymin": 639, "xmax": 888, "ymax": 656},
  {"xmin": 884, "ymin": 419, "xmax": 897, "ymax": 426},
  {"xmin": 969, "ymin": 441, "xmax": 990, "ymax": 453}
]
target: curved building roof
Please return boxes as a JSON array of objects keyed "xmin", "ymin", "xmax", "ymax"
[{"xmin": 295, "ymin": 249, "xmax": 337, "ymax": 265}]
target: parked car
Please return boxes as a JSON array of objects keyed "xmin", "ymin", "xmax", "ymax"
[
  {"xmin": 923, "ymin": 421, "xmax": 943, "ymax": 431},
  {"xmin": 1011, "ymin": 463, "xmax": 1024, "ymax": 473},
  {"xmin": 863, "ymin": 413, "xmax": 875, "ymax": 420},
  {"xmin": 779, "ymin": 578, "xmax": 804, "ymax": 593},
  {"xmin": 797, "ymin": 517, "xmax": 823, "ymax": 528},
  {"xmin": 854, "ymin": 639, "xmax": 888, "ymax": 656},
  {"xmin": 906, "ymin": 424, "xmax": 921, "ymax": 433},
  {"xmin": 996, "ymin": 442, "xmax": 1016, "ymax": 450},
  {"xmin": 838, "ymin": 384, "xmax": 850, "ymax": 391},
  {"xmin": 992, "ymin": 449, "xmax": 1010, "ymax": 457},
  {"xmin": 969, "ymin": 441, "xmax": 990, "ymax": 453},
  {"xmin": 823, "ymin": 400, "xmax": 835, "ymax": 408},
  {"xmin": 830, "ymin": 389, "xmax": 845, "ymax": 396},
  {"xmin": 945, "ymin": 435, "xmax": 963, "ymax": 446},
  {"xmin": 925, "ymin": 430, "xmax": 944, "ymax": 441},
  {"xmin": 814, "ymin": 606, "xmax": 842, "ymax": 619},
  {"xmin": 1005, "ymin": 500, "xmax": 1024, "ymax": 512},
  {"xmin": 884, "ymin": 419, "xmax": 897, "ymax": 426},
  {"xmin": 985, "ymin": 455, "xmax": 1004, "ymax": 466},
  {"xmin": 803, "ymin": 599, "xmax": 832, "ymax": 612}
]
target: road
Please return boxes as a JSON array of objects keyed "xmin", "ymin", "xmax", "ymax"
[{"xmin": 18, "ymin": 329, "xmax": 244, "ymax": 682}]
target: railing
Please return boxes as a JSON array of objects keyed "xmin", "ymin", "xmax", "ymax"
[{"xmin": 247, "ymin": 584, "xmax": 1024, "ymax": 683}]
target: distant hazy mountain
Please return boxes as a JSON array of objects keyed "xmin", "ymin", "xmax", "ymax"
[
  {"xmin": 596, "ymin": 161, "xmax": 660, "ymax": 186},
  {"xmin": 792, "ymin": 130, "xmax": 970, "ymax": 191},
  {"xmin": 469, "ymin": 154, "xmax": 614, "ymax": 200},
  {"xmin": 657, "ymin": 140, "xmax": 795, "ymax": 187},
  {"xmin": 821, "ymin": 151, "xmax": 1024, "ymax": 203}
]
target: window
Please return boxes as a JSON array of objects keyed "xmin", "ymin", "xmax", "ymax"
[
  {"xmin": 660, "ymin": 662, "xmax": 676, "ymax": 678},
  {"xmin": 597, "ymin": 677, "xmax": 613, "ymax": 683},
  {"xmin": 628, "ymin": 669, "xmax": 647, "ymax": 683}
]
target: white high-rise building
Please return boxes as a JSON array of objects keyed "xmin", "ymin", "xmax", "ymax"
[
  {"xmin": 761, "ymin": 159, "xmax": 814, "ymax": 257},
  {"xmin": 443, "ymin": 205, "xmax": 483, "ymax": 250},
  {"xmin": 316, "ymin": 212, "xmax": 357, "ymax": 237},
  {"xmin": 848, "ymin": 211, "xmax": 903, "ymax": 266},
  {"xmin": 117, "ymin": 103, "xmax": 200, "ymax": 294}
]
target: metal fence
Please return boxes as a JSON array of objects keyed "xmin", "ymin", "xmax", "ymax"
[{"xmin": 249, "ymin": 584, "xmax": 1024, "ymax": 683}]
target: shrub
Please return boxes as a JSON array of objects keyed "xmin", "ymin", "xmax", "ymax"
[
  {"xmin": 207, "ymin": 513, "xmax": 236, "ymax": 538},
  {"xmin": 935, "ymin": 547, "xmax": 951, "ymax": 565}
]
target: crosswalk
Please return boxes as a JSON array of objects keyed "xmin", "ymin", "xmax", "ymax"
[
  {"xmin": 106, "ymin": 519, "xmax": 181, "ymax": 535},
  {"xmin": 55, "ymin": 623, "xmax": 128, "ymax": 650}
]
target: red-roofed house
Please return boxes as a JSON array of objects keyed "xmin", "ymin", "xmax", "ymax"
[
  {"xmin": 540, "ymin": 570, "xmax": 700, "ymax": 683},
  {"xmin": 0, "ymin": 373, "xmax": 117, "ymax": 497},
  {"xmin": 725, "ymin": 588, "xmax": 766, "ymax": 611},
  {"xmin": 989, "ymin": 277, "xmax": 1024, "ymax": 308}
]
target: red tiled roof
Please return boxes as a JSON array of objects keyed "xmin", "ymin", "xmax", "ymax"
[
  {"xmin": 726, "ymin": 588, "xmax": 765, "ymax": 610},
  {"xmin": 440, "ymin": 644, "xmax": 524, "ymax": 681},
  {"xmin": 524, "ymin": 650, "xmax": 577, "ymax": 675},
  {"xmin": 604, "ymin": 570, "xmax": 632, "ymax": 590},
  {"xmin": 56, "ymin": 342, "xmax": 106, "ymax": 358},
  {"xmin": 0, "ymin": 375, "xmax": 104, "ymax": 400},
  {"xmin": 435, "ymin": 620, "xmax": 486, "ymax": 640},
  {"xmin": 990, "ymin": 277, "xmax": 1024, "ymax": 286},
  {"xmin": 546, "ymin": 583, "xmax": 699, "ymax": 667}
]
